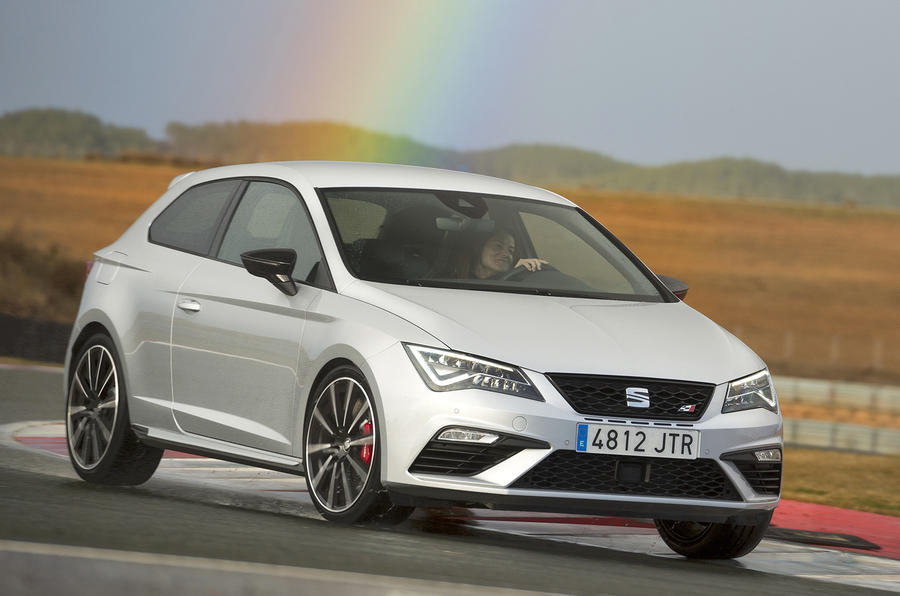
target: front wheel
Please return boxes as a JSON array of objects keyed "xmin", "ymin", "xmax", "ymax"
[
  {"xmin": 654, "ymin": 512, "xmax": 772, "ymax": 559},
  {"xmin": 66, "ymin": 333, "xmax": 163, "ymax": 485},
  {"xmin": 303, "ymin": 366, "xmax": 413, "ymax": 524}
]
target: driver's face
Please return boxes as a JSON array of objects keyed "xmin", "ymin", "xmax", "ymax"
[{"xmin": 480, "ymin": 233, "xmax": 516, "ymax": 276}]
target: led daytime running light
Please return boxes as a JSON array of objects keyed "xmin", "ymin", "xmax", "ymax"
[
  {"xmin": 404, "ymin": 344, "xmax": 543, "ymax": 401},
  {"xmin": 437, "ymin": 428, "xmax": 500, "ymax": 444},
  {"xmin": 754, "ymin": 448, "xmax": 782, "ymax": 462}
]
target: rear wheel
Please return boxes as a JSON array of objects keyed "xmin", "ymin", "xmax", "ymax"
[
  {"xmin": 303, "ymin": 366, "xmax": 414, "ymax": 524},
  {"xmin": 654, "ymin": 512, "xmax": 772, "ymax": 559},
  {"xmin": 66, "ymin": 333, "xmax": 162, "ymax": 485}
]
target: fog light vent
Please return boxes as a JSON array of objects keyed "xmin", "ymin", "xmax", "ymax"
[
  {"xmin": 410, "ymin": 428, "xmax": 550, "ymax": 477},
  {"xmin": 721, "ymin": 448, "xmax": 783, "ymax": 496}
]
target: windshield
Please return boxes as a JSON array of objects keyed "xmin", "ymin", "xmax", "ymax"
[{"xmin": 319, "ymin": 188, "xmax": 668, "ymax": 302}]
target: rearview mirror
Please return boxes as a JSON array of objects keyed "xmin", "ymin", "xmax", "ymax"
[
  {"xmin": 435, "ymin": 216, "xmax": 496, "ymax": 233},
  {"xmin": 658, "ymin": 274, "xmax": 689, "ymax": 300},
  {"xmin": 240, "ymin": 249, "xmax": 298, "ymax": 296}
]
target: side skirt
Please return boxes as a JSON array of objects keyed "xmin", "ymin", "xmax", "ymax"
[{"xmin": 132, "ymin": 424, "xmax": 306, "ymax": 477}]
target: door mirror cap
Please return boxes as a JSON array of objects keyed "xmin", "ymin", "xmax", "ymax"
[
  {"xmin": 240, "ymin": 249, "xmax": 298, "ymax": 296},
  {"xmin": 658, "ymin": 274, "xmax": 689, "ymax": 300}
]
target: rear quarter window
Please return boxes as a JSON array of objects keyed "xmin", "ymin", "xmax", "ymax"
[{"xmin": 149, "ymin": 180, "xmax": 239, "ymax": 254}]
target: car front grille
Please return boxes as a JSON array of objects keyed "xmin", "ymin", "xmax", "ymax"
[
  {"xmin": 732, "ymin": 460, "xmax": 782, "ymax": 495},
  {"xmin": 510, "ymin": 451, "xmax": 741, "ymax": 501},
  {"xmin": 546, "ymin": 374, "xmax": 715, "ymax": 421}
]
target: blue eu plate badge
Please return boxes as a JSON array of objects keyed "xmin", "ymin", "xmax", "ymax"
[{"xmin": 576, "ymin": 424, "xmax": 588, "ymax": 452}]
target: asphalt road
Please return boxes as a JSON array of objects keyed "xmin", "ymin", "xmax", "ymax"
[{"xmin": 0, "ymin": 367, "xmax": 884, "ymax": 595}]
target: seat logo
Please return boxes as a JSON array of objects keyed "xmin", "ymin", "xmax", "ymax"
[{"xmin": 626, "ymin": 387, "xmax": 650, "ymax": 408}]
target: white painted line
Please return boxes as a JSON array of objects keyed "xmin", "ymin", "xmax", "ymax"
[
  {"xmin": 0, "ymin": 421, "xmax": 68, "ymax": 458},
  {"xmin": 801, "ymin": 574, "xmax": 900, "ymax": 581},
  {"xmin": 5, "ymin": 421, "xmax": 65, "ymax": 436},
  {"xmin": 797, "ymin": 574, "xmax": 900, "ymax": 592},
  {"xmin": 0, "ymin": 539, "xmax": 553, "ymax": 595}
]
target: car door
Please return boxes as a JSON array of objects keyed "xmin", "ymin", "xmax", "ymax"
[
  {"xmin": 126, "ymin": 179, "xmax": 241, "ymax": 410},
  {"xmin": 171, "ymin": 180, "xmax": 329, "ymax": 454}
]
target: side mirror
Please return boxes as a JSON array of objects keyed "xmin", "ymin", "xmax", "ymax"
[
  {"xmin": 240, "ymin": 249, "xmax": 298, "ymax": 296},
  {"xmin": 658, "ymin": 274, "xmax": 689, "ymax": 300}
]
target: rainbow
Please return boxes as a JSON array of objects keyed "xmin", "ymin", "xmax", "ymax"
[{"xmin": 272, "ymin": 2, "xmax": 554, "ymax": 153}]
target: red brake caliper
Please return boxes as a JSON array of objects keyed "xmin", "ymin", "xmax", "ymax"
[{"xmin": 360, "ymin": 420, "xmax": 373, "ymax": 464}]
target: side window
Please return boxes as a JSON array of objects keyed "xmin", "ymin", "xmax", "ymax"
[
  {"xmin": 149, "ymin": 180, "xmax": 239, "ymax": 254},
  {"xmin": 218, "ymin": 181, "xmax": 326, "ymax": 286},
  {"xmin": 520, "ymin": 213, "xmax": 634, "ymax": 292}
]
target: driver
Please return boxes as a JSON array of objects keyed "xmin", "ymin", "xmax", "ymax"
[{"xmin": 455, "ymin": 229, "xmax": 548, "ymax": 279}]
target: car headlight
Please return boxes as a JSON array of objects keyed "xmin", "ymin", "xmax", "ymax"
[
  {"xmin": 404, "ymin": 344, "xmax": 543, "ymax": 401},
  {"xmin": 722, "ymin": 370, "xmax": 778, "ymax": 414}
]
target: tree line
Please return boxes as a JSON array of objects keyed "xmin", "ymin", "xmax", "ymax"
[{"xmin": 2, "ymin": 108, "xmax": 897, "ymax": 207}]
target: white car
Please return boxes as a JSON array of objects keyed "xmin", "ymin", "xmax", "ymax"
[{"xmin": 65, "ymin": 161, "xmax": 782, "ymax": 559}]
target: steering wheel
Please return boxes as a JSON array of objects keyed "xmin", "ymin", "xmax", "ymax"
[{"xmin": 498, "ymin": 263, "xmax": 557, "ymax": 281}]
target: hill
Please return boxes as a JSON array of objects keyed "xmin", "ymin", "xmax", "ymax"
[
  {"xmin": 588, "ymin": 158, "xmax": 900, "ymax": 207},
  {"xmin": 1, "ymin": 108, "xmax": 898, "ymax": 207}
]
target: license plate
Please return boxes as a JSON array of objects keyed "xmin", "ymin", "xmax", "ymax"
[{"xmin": 575, "ymin": 424, "xmax": 700, "ymax": 460}]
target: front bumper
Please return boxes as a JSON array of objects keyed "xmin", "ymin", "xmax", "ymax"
[
  {"xmin": 366, "ymin": 343, "xmax": 782, "ymax": 521},
  {"xmin": 387, "ymin": 485, "xmax": 775, "ymax": 525}
]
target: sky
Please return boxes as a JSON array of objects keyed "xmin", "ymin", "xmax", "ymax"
[{"xmin": 1, "ymin": 0, "xmax": 898, "ymax": 174}]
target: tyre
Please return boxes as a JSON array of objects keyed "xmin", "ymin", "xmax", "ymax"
[
  {"xmin": 654, "ymin": 512, "xmax": 773, "ymax": 559},
  {"xmin": 303, "ymin": 365, "xmax": 414, "ymax": 524},
  {"xmin": 65, "ymin": 333, "xmax": 163, "ymax": 485}
]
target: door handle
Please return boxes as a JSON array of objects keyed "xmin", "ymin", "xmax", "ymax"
[{"xmin": 177, "ymin": 299, "xmax": 201, "ymax": 313}]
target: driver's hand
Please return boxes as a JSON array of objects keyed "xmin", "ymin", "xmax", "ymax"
[{"xmin": 515, "ymin": 258, "xmax": 549, "ymax": 272}]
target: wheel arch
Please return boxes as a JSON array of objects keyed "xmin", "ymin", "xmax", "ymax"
[
  {"xmin": 69, "ymin": 322, "xmax": 111, "ymax": 365},
  {"xmin": 306, "ymin": 357, "xmax": 357, "ymax": 404},
  {"xmin": 298, "ymin": 353, "xmax": 390, "ymax": 477},
  {"xmin": 66, "ymin": 311, "xmax": 129, "ymax": 397}
]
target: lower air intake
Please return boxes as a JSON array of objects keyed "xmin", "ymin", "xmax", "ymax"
[
  {"xmin": 510, "ymin": 451, "xmax": 741, "ymax": 501},
  {"xmin": 732, "ymin": 461, "xmax": 782, "ymax": 495}
]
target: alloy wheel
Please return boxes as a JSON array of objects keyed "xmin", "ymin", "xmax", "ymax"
[
  {"xmin": 67, "ymin": 344, "xmax": 119, "ymax": 470},
  {"xmin": 305, "ymin": 377, "xmax": 376, "ymax": 513}
]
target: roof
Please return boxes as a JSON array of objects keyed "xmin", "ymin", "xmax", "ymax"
[{"xmin": 168, "ymin": 161, "xmax": 573, "ymax": 206}]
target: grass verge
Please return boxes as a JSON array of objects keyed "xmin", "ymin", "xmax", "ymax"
[{"xmin": 783, "ymin": 447, "xmax": 899, "ymax": 516}]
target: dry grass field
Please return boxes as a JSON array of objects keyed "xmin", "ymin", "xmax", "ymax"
[
  {"xmin": 0, "ymin": 156, "xmax": 183, "ymax": 255},
  {"xmin": 564, "ymin": 188, "xmax": 900, "ymax": 384},
  {"xmin": 783, "ymin": 448, "xmax": 900, "ymax": 516},
  {"xmin": 1, "ymin": 156, "xmax": 899, "ymax": 384}
]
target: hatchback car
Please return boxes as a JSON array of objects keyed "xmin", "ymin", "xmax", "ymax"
[{"xmin": 65, "ymin": 161, "xmax": 782, "ymax": 559}]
